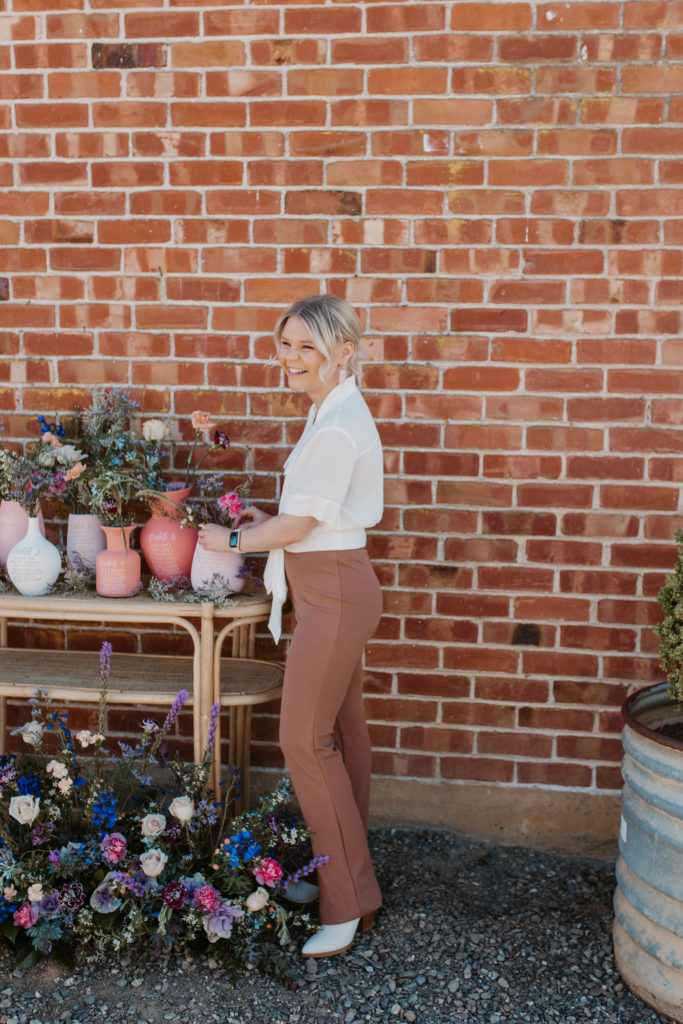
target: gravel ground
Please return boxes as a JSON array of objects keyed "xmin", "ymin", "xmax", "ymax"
[{"xmin": 0, "ymin": 827, "xmax": 671, "ymax": 1024}]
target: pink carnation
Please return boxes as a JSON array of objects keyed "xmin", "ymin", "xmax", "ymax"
[
  {"xmin": 195, "ymin": 885, "xmax": 222, "ymax": 912},
  {"xmin": 217, "ymin": 492, "xmax": 243, "ymax": 518},
  {"xmin": 100, "ymin": 832, "xmax": 127, "ymax": 864},
  {"xmin": 65, "ymin": 461, "xmax": 86, "ymax": 482},
  {"xmin": 253, "ymin": 857, "xmax": 284, "ymax": 888},
  {"xmin": 14, "ymin": 903, "xmax": 39, "ymax": 929}
]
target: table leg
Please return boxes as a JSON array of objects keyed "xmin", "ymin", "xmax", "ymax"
[{"xmin": 198, "ymin": 602, "xmax": 214, "ymax": 764}]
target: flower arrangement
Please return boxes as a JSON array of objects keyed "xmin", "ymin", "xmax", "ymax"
[
  {"xmin": 0, "ymin": 644, "xmax": 321, "ymax": 976},
  {"xmin": 4, "ymin": 430, "xmax": 87, "ymax": 517},
  {"xmin": 654, "ymin": 528, "xmax": 683, "ymax": 705}
]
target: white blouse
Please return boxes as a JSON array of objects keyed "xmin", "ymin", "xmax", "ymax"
[{"xmin": 263, "ymin": 376, "xmax": 383, "ymax": 641}]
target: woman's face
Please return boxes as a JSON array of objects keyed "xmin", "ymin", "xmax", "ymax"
[{"xmin": 278, "ymin": 315, "xmax": 338, "ymax": 407}]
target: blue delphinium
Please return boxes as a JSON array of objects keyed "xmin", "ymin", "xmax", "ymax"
[
  {"xmin": 91, "ymin": 791, "xmax": 117, "ymax": 835},
  {"xmin": 17, "ymin": 773, "xmax": 41, "ymax": 798}
]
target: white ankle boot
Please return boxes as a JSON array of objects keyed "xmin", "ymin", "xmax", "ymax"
[
  {"xmin": 283, "ymin": 879, "xmax": 320, "ymax": 904},
  {"xmin": 301, "ymin": 910, "xmax": 375, "ymax": 958}
]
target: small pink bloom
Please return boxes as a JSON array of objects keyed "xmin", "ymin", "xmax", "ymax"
[
  {"xmin": 195, "ymin": 885, "xmax": 222, "ymax": 912},
  {"xmin": 253, "ymin": 857, "xmax": 284, "ymax": 889},
  {"xmin": 100, "ymin": 832, "xmax": 127, "ymax": 864},
  {"xmin": 14, "ymin": 903, "xmax": 39, "ymax": 929},
  {"xmin": 190, "ymin": 410, "xmax": 215, "ymax": 433},
  {"xmin": 217, "ymin": 492, "xmax": 243, "ymax": 518},
  {"xmin": 42, "ymin": 432, "xmax": 61, "ymax": 447}
]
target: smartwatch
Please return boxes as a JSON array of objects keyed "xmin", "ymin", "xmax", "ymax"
[{"xmin": 228, "ymin": 530, "xmax": 241, "ymax": 550}]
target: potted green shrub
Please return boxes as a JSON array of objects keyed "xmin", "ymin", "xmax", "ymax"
[{"xmin": 613, "ymin": 530, "xmax": 683, "ymax": 1022}]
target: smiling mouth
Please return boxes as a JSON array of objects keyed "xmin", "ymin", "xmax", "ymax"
[{"xmin": 287, "ymin": 368, "xmax": 306, "ymax": 375}]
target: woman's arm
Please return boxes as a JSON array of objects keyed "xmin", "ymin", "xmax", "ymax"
[{"xmin": 198, "ymin": 512, "xmax": 317, "ymax": 554}]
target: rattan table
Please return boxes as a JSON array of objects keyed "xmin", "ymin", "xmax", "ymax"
[{"xmin": 0, "ymin": 592, "xmax": 276, "ymax": 774}]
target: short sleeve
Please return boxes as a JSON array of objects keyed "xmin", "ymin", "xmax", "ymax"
[{"xmin": 280, "ymin": 428, "xmax": 357, "ymax": 525}]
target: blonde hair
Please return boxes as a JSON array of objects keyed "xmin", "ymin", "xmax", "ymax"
[{"xmin": 274, "ymin": 294, "xmax": 363, "ymax": 383}]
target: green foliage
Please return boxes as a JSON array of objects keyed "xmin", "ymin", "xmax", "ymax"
[{"xmin": 653, "ymin": 528, "xmax": 683, "ymax": 704}]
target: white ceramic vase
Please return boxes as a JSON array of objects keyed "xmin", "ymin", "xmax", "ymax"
[
  {"xmin": 66, "ymin": 513, "xmax": 106, "ymax": 571},
  {"xmin": 6, "ymin": 516, "xmax": 62, "ymax": 596},
  {"xmin": 190, "ymin": 544, "xmax": 245, "ymax": 595},
  {"xmin": 0, "ymin": 500, "xmax": 45, "ymax": 568}
]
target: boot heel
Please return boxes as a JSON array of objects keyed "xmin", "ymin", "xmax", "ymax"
[{"xmin": 360, "ymin": 910, "xmax": 376, "ymax": 934}]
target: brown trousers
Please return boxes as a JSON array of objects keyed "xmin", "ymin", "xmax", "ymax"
[{"xmin": 280, "ymin": 548, "xmax": 383, "ymax": 925}]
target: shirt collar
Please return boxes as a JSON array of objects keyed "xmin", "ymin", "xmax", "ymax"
[{"xmin": 312, "ymin": 375, "xmax": 357, "ymax": 422}]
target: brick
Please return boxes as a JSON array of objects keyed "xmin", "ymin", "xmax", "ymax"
[
  {"xmin": 518, "ymin": 706, "xmax": 595, "ymax": 732},
  {"xmin": 479, "ymin": 731, "xmax": 553, "ymax": 759},
  {"xmin": 539, "ymin": 3, "xmax": 620, "ymax": 28},
  {"xmin": 451, "ymin": 3, "xmax": 531, "ymax": 30},
  {"xmin": 332, "ymin": 97, "xmax": 409, "ymax": 128},
  {"xmin": 498, "ymin": 98, "xmax": 577, "ymax": 125},
  {"xmin": 368, "ymin": 4, "xmax": 446, "ymax": 32},
  {"xmin": 499, "ymin": 36, "xmax": 576, "ymax": 61},
  {"xmin": 92, "ymin": 43, "xmax": 166, "ymax": 69},
  {"xmin": 412, "ymin": 99, "xmax": 492, "ymax": 125},
  {"xmin": 517, "ymin": 763, "xmax": 592, "ymax": 787},
  {"xmin": 442, "ymin": 757, "xmax": 514, "ymax": 784},
  {"xmin": 171, "ymin": 42, "xmax": 245, "ymax": 68},
  {"xmin": 563, "ymin": 513, "xmax": 639, "ymax": 538},
  {"xmin": 536, "ymin": 68, "xmax": 617, "ymax": 94},
  {"xmin": 582, "ymin": 97, "xmax": 665, "ymax": 125}
]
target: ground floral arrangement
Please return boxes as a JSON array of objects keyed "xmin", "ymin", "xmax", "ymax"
[{"xmin": 0, "ymin": 643, "xmax": 324, "ymax": 978}]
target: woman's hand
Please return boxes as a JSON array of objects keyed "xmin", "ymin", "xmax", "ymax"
[
  {"xmin": 234, "ymin": 506, "xmax": 271, "ymax": 529},
  {"xmin": 197, "ymin": 523, "xmax": 230, "ymax": 551}
]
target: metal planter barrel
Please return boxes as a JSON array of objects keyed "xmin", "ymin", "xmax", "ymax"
[{"xmin": 613, "ymin": 681, "xmax": 683, "ymax": 1022}]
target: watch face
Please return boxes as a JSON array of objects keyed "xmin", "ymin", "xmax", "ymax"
[{"xmin": 229, "ymin": 531, "xmax": 239, "ymax": 548}]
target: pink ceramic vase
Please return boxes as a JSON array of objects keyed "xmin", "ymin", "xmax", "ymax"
[
  {"xmin": 0, "ymin": 500, "xmax": 45, "ymax": 568},
  {"xmin": 96, "ymin": 525, "xmax": 141, "ymax": 597},
  {"xmin": 140, "ymin": 484, "xmax": 197, "ymax": 582},
  {"xmin": 66, "ymin": 513, "xmax": 106, "ymax": 570},
  {"xmin": 190, "ymin": 543, "xmax": 245, "ymax": 595}
]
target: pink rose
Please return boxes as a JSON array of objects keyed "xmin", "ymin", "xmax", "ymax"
[
  {"xmin": 253, "ymin": 857, "xmax": 284, "ymax": 889},
  {"xmin": 195, "ymin": 885, "xmax": 222, "ymax": 912},
  {"xmin": 100, "ymin": 832, "xmax": 127, "ymax": 864},
  {"xmin": 14, "ymin": 903, "xmax": 39, "ymax": 929}
]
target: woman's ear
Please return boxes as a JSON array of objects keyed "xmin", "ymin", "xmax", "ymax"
[{"xmin": 338, "ymin": 340, "xmax": 355, "ymax": 367}]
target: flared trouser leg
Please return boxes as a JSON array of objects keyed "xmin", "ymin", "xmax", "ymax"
[{"xmin": 280, "ymin": 548, "xmax": 382, "ymax": 925}]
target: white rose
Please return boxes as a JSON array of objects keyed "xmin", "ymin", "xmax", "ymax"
[
  {"xmin": 37, "ymin": 449, "xmax": 56, "ymax": 468},
  {"xmin": 142, "ymin": 419, "xmax": 169, "ymax": 443},
  {"xmin": 75, "ymin": 730, "xmax": 93, "ymax": 748},
  {"xmin": 20, "ymin": 721, "xmax": 43, "ymax": 747},
  {"xmin": 9, "ymin": 794, "xmax": 40, "ymax": 825},
  {"xmin": 55, "ymin": 444, "xmax": 85, "ymax": 466},
  {"xmin": 58, "ymin": 778, "xmax": 72, "ymax": 794},
  {"xmin": 139, "ymin": 848, "xmax": 168, "ymax": 878},
  {"xmin": 46, "ymin": 759, "xmax": 68, "ymax": 779},
  {"xmin": 169, "ymin": 796, "xmax": 194, "ymax": 823},
  {"xmin": 3, "ymin": 884, "xmax": 16, "ymax": 900},
  {"xmin": 246, "ymin": 887, "xmax": 269, "ymax": 913},
  {"xmin": 27, "ymin": 883, "xmax": 43, "ymax": 903},
  {"xmin": 141, "ymin": 813, "xmax": 166, "ymax": 839}
]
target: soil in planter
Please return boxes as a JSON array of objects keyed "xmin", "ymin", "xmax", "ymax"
[{"xmin": 656, "ymin": 721, "xmax": 683, "ymax": 742}]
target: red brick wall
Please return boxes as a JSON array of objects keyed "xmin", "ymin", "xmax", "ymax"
[{"xmin": 1, "ymin": 1, "xmax": 681, "ymax": 802}]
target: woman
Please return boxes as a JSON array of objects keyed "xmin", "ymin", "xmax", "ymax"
[{"xmin": 198, "ymin": 294, "xmax": 384, "ymax": 958}]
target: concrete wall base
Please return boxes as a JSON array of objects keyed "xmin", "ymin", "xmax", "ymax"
[{"xmin": 251, "ymin": 770, "xmax": 621, "ymax": 861}]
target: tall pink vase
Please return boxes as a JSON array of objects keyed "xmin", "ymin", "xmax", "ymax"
[
  {"xmin": 0, "ymin": 501, "xmax": 45, "ymax": 568},
  {"xmin": 140, "ymin": 485, "xmax": 197, "ymax": 582},
  {"xmin": 96, "ymin": 525, "xmax": 141, "ymax": 597}
]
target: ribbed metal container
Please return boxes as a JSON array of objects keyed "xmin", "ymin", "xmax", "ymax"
[{"xmin": 613, "ymin": 682, "xmax": 683, "ymax": 1022}]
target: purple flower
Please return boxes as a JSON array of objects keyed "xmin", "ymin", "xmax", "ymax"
[
  {"xmin": 58, "ymin": 882, "xmax": 84, "ymax": 912},
  {"xmin": 213, "ymin": 430, "xmax": 230, "ymax": 450},
  {"xmin": 206, "ymin": 703, "xmax": 220, "ymax": 756},
  {"xmin": 162, "ymin": 881, "xmax": 187, "ymax": 910},
  {"xmin": 202, "ymin": 902, "xmax": 244, "ymax": 943},
  {"xmin": 31, "ymin": 821, "xmax": 55, "ymax": 847},
  {"xmin": 161, "ymin": 690, "xmax": 188, "ymax": 734},
  {"xmin": 165, "ymin": 822, "xmax": 184, "ymax": 846},
  {"xmin": 99, "ymin": 641, "xmax": 112, "ymax": 684},
  {"xmin": 101, "ymin": 497, "xmax": 117, "ymax": 516},
  {"xmin": 48, "ymin": 471, "xmax": 67, "ymax": 497},
  {"xmin": 48, "ymin": 849, "xmax": 61, "ymax": 865},
  {"xmin": 38, "ymin": 893, "xmax": 61, "ymax": 917}
]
